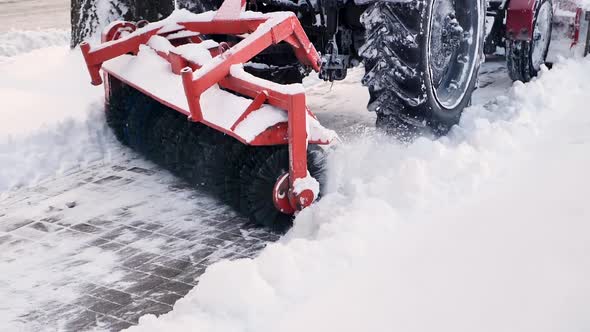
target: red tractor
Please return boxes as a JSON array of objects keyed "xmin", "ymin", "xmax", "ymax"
[
  {"xmin": 79, "ymin": 0, "xmax": 589, "ymax": 230},
  {"xmin": 486, "ymin": 0, "xmax": 590, "ymax": 81}
]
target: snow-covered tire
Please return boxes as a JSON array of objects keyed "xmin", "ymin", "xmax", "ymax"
[
  {"xmin": 360, "ymin": 0, "xmax": 485, "ymax": 135},
  {"xmin": 506, "ymin": 0, "xmax": 553, "ymax": 82}
]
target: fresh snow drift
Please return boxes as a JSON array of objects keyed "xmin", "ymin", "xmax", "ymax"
[
  {"xmin": 0, "ymin": 39, "xmax": 117, "ymax": 192},
  {"xmin": 127, "ymin": 58, "xmax": 590, "ymax": 332},
  {"xmin": 0, "ymin": 30, "xmax": 69, "ymax": 59}
]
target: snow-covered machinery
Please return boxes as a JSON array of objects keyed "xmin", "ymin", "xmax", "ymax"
[
  {"xmin": 81, "ymin": 2, "xmax": 338, "ymax": 231},
  {"xmin": 80, "ymin": 0, "xmax": 490, "ymax": 230},
  {"xmin": 486, "ymin": 0, "xmax": 590, "ymax": 82}
]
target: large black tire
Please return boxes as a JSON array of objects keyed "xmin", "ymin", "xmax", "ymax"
[
  {"xmin": 360, "ymin": 0, "xmax": 485, "ymax": 136},
  {"xmin": 506, "ymin": 0, "xmax": 553, "ymax": 82}
]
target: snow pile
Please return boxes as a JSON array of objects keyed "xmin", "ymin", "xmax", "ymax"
[
  {"xmin": 0, "ymin": 46, "xmax": 118, "ymax": 192},
  {"xmin": 577, "ymin": 0, "xmax": 590, "ymax": 10},
  {"xmin": 0, "ymin": 29, "xmax": 69, "ymax": 58},
  {"xmin": 128, "ymin": 58, "xmax": 590, "ymax": 332}
]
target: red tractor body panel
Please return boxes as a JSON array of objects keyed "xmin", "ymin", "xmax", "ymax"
[{"xmin": 506, "ymin": 0, "xmax": 538, "ymax": 41}]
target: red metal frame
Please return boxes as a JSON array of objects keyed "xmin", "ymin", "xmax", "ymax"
[
  {"xmin": 506, "ymin": 0, "xmax": 538, "ymax": 41},
  {"xmin": 80, "ymin": 9, "xmax": 324, "ymax": 212},
  {"xmin": 571, "ymin": 7, "xmax": 583, "ymax": 48}
]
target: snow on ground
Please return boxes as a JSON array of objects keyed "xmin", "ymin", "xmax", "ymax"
[
  {"xmin": 126, "ymin": 59, "xmax": 590, "ymax": 331},
  {"xmin": 1, "ymin": 235, "xmax": 124, "ymax": 331},
  {"xmin": 0, "ymin": 30, "xmax": 69, "ymax": 59},
  {"xmin": 0, "ymin": 38, "xmax": 119, "ymax": 193}
]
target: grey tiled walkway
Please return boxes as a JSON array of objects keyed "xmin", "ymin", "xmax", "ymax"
[{"xmin": 0, "ymin": 156, "xmax": 277, "ymax": 331}]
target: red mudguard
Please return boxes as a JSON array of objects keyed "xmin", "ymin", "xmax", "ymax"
[{"xmin": 506, "ymin": 0, "xmax": 538, "ymax": 41}]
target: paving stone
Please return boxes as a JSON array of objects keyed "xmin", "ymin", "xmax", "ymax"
[
  {"xmin": 187, "ymin": 246, "xmax": 217, "ymax": 264},
  {"xmin": 63, "ymin": 309, "xmax": 103, "ymax": 331},
  {"xmin": 116, "ymin": 178, "xmax": 136, "ymax": 186},
  {"xmin": 140, "ymin": 222, "xmax": 165, "ymax": 232},
  {"xmin": 1, "ymin": 156, "xmax": 284, "ymax": 331},
  {"xmin": 86, "ymin": 217, "xmax": 118, "ymax": 229},
  {"xmin": 0, "ymin": 218, "xmax": 34, "ymax": 232},
  {"xmin": 95, "ymin": 315, "xmax": 134, "ymax": 331},
  {"xmin": 248, "ymin": 231, "xmax": 281, "ymax": 242},
  {"xmin": 0, "ymin": 233, "xmax": 13, "ymax": 245},
  {"xmin": 127, "ymin": 167, "xmax": 155, "ymax": 175},
  {"xmin": 102, "ymin": 227, "xmax": 148, "ymax": 245},
  {"xmin": 111, "ymin": 165, "xmax": 127, "ymax": 172},
  {"xmin": 148, "ymin": 291, "xmax": 184, "ymax": 306},
  {"xmin": 11, "ymin": 226, "xmax": 49, "ymax": 241},
  {"xmin": 55, "ymin": 228, "xmax": 94, "ymax": 241},
  {"xmin": 121, "ymin": 252, "xmax": 159, "ymax": 269},
  {"xmin": 200, "ymin": 236, "xmax": 233, "ymax": 248},
  {"xmin": 29, "ymin": 221, "xmax": 61, "ymax": 233},
  {"xmin": 70, "ymin": 223, "xmax": 102, "ymax": 234},
  {"xmin": 110, "ymin": 269, "xmax": 151, "ymax": 291},
  {"xmin": 99, "ymin": 241, "xmax": 126, "ymax": 251},
  {"xmin": 241, "ymin": 242, "xmax": 270, "ymax": 257},
  {"xmin": 91, "ymin": 287, "xmax": 134, "ymax": 306},
  {"xmin": 40, "ymin": 215, "xmax": 63, "ymax": 224},
  {"xmin": 16, "ymin": 309, "xmax": 48, "ymax": 328},
  {"xmin": 150, "ymin": 255, "xmax": 191, "ymax": 271},
  {"xmin": 215, "ymin": 231, "xmax": 245, "ymax": 242},
  {"xmin": 174, "ymin": 265, "xmax": 207, "ymax": 285},
  {"xmin": 156, "ymin": 280, "xmax": 194, "ymax": 296},
  {"xmin": 88, "ymin": 298, "xmax": 124, "ymax": 316},
  {"xmin": 93, "ymin": 176, "xmax": 123, "ymax": 185},
  {"xmin": 137, "ymin": 263, "xmax": 183, "ymax": 279},
  {"xmin": 87, "ymin": 237, "xmax": 110, "ymax": 247},
  {"xmin": 124, "ymin": 274, "xmax": 169, "ymax": 297},
  {"xmin": 128, "ymin": 220, "xmax": 148, "ymax": 229},
  {"xmin": 215, "ymin": 219, "xmax": 244, "ymax": 233},
  {"xmin": 111, "ymin": 299, "xmax": 171, "ymax": 324},
  {"xmin": 116, "ymin": 246, "xmax": 142, "ymax": 260}
]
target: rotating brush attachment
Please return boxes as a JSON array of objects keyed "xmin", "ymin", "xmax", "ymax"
[
  {"xmin": 239, "ymin": 146, "xmax": 327, "ymax": 232},
  {"xmin": 105, "ymin": 82, "xmax": 133, "ymax": 145},
  {"xmin": 105, "ymin": 78, "xmax": 327, "ymax": 233},
  {"xmin": 242, "ymin": 147, "xmax": 294, "ymax": 232}
]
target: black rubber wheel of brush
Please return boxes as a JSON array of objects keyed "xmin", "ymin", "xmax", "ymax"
[
  {"xmin": 148, "ymin": 111, "xmax": 188, "ymax": 171},
  {"xmin": 105, "ymin": 81, "xmax": 132, "ymax": 145},
  {"xmin": 224, "ymin": 143, "xmax": 253, "ymax": 214},
  {"xmin": 240, "ymin": 145, "xmax": 327, "ymax": 232},
  {"xmin": 360, "ymin": 0, "xmax": 485, "ymax": 136},
  {"xmin": 126, "ymin": 90, "xmax": 165, "ymax": 154},
  {"xmin": 244, "ymin": 147, "xmax": 293, "ymax": 232},
  {"xmin": 174, "ymin": 121, "xmax": 207, "ymax": 184},
  {"xmin": 194, "ymin": 129, "xmax": 234, "ymax": 194},
  {"xmin": 506, "ymin": 0, "xmax": 553, "ymax": 82}
]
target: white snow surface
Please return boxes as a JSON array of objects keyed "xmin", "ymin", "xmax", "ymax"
[
  {"xmin": 0, "ymin": 45, "xmax": 116, "ymax": 192},
  {"xmin": 292, "ymin": 171, "xmax": 320, "ymax": 199},
  {"xmin": 0, "ymin": 29, "xmax": 69, "ymax": 59},
  {"xmin": 1, "ymin": 27, "xmax": 590, "ymax": 332},
  {"xmin": 126, "ymin": 59, "xmax": 590, "ymax": 331}
]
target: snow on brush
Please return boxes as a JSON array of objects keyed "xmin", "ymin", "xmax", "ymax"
[
  {"xmin": 128, "ymin": 59, "xmax": 590, "ymax": 332},
  {"xmin": 0, "ymin": 46, "xmax": 118, "ymax": 192}
]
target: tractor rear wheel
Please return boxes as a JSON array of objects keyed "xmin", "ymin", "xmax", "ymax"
[
  {"xmin": 360, "ymin": 0, "xmax": 485, "ymax": 136},
  {"xmin": 506, "ymin": 0, "xmax": 553, "ymax": 82}
]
